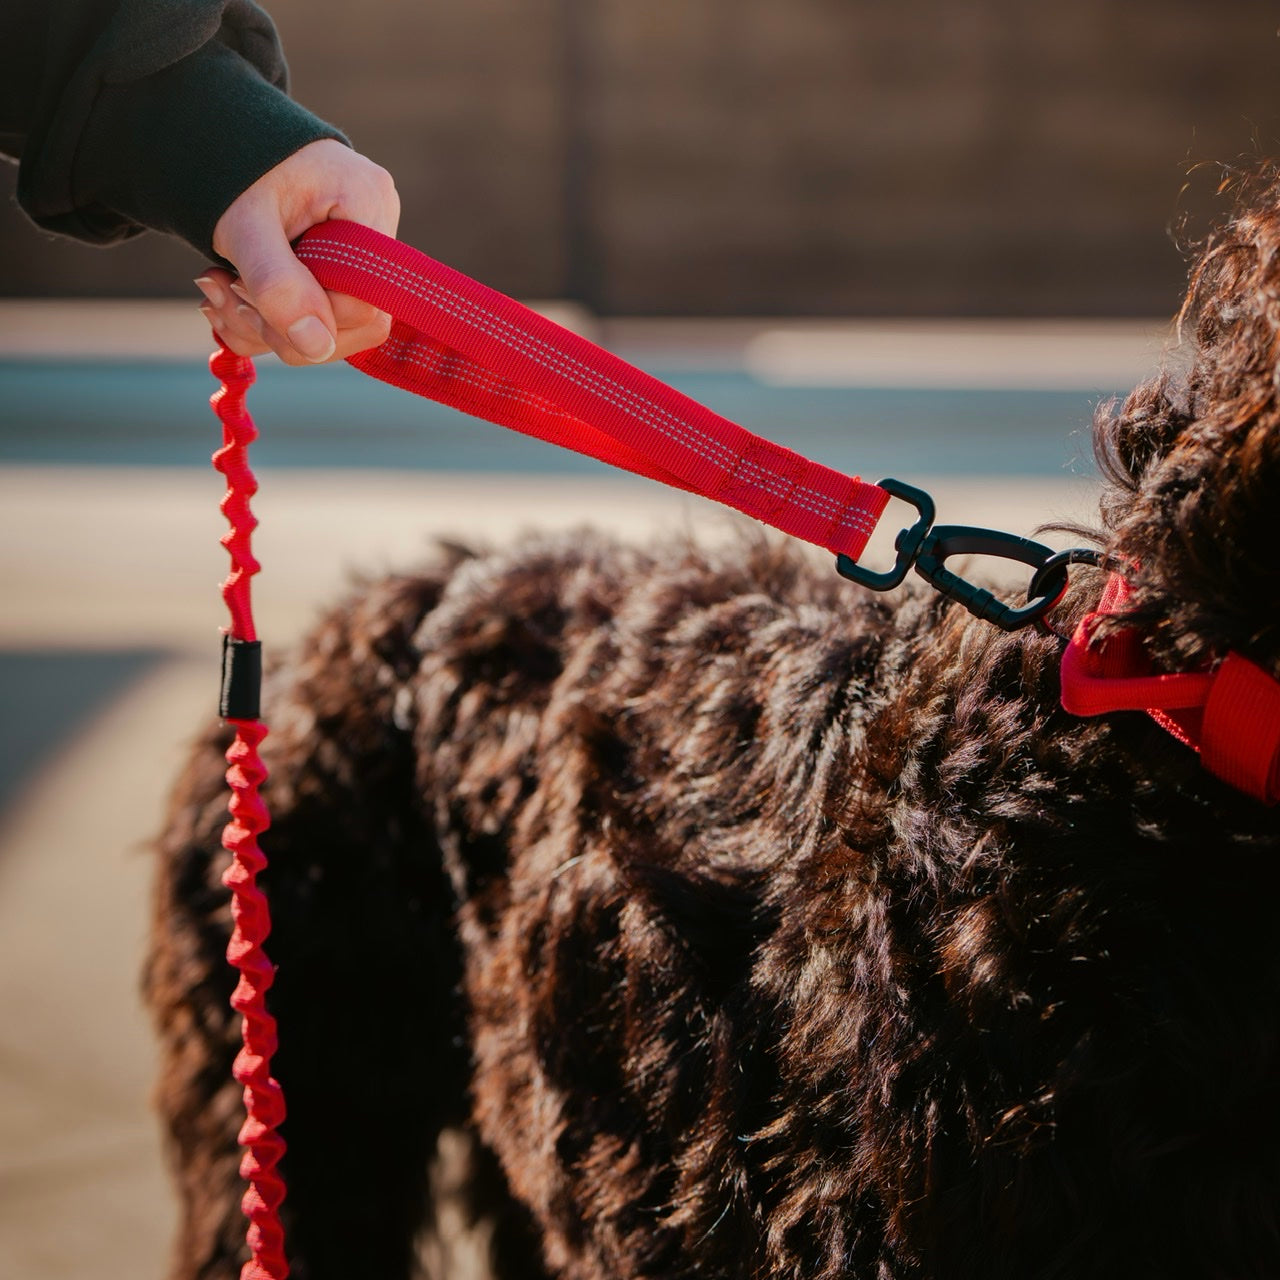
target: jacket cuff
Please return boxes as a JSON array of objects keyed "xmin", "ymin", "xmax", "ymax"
[{"xmin": 53, "ymin": 38, "xmax": 347, "ymax": 257}]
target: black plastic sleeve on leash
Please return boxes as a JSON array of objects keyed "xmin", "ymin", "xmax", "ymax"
[{"xmin": 220, "ymin": 636, "xmax": 263, "ymax": 720}]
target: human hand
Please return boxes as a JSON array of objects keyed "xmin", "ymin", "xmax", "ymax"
[{"xmin": 196, "ymin": 139, "xmax": 400, "ymax": 365}]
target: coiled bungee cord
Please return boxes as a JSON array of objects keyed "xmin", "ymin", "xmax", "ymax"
[{"xmin": 210, "ymin": 342, "xmax": 288, "ymax": 1280}]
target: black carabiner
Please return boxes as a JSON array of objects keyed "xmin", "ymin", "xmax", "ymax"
[
  {"xmin": 1026, "ymin": 546, "xmax": 1108, "ymax": 602},
  {"xmin": 1026, "ymin": 547, "xmax": 1109, "ymax": 635},
  {"xmin": 834, "ymin": 478, "xmax": 936, "ymax": 592},
  {"xmin": 834, "ymin": 480, "xmax": 1101, "ymax": 633},
  {"xmin": 913, "ymin": 526, "xmax": 1070, "ymax": 632}
]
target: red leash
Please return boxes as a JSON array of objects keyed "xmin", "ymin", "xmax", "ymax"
[
  {"xmin": 205, "ymin": 224, "xmax": 906, "ymax": 1280},
  {"xmin": 205, "ymin": 221, "xmax": 1278, "ymax": 1275},
  {"xmin": 292, "ymin": 220, "xmax": 1280, "ymax": 803}
]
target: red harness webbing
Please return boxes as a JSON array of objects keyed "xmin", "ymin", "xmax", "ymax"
[
  {"xmin": 294, "ymin": 221, "xmax": 891, "ymax": 562},
  {"xmin": 1060, "ymin": 573, "xmax": 1280, "ymax": 805}
]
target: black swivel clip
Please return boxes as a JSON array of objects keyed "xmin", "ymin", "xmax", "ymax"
[{"xmin": 835, "ymin": 478, "xmax": 1103, "ymax": 633}]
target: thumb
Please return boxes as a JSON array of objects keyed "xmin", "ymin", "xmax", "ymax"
[{"xmin": 228, "ymin": 219, "xmax": 338, "ymax": 364}]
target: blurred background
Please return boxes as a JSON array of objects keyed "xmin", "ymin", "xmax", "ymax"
[
  {"xmin": 6, "ymin": 0, "xmax": 1280, "ymax": 312},
  {"xmin": 3, "ymin": 2, "xmax": 1280, "ymax": 1276}
]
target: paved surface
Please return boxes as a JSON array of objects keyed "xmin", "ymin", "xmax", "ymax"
[
  {"xmin": 0, "ymin": 303, "xmax": 1119, "ymax": 1277},
  {"xmin": 0, "ymin": 654, "xmax": 197, "ymax": 1279}
]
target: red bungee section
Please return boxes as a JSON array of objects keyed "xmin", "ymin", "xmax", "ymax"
[{"xmin": 210, "ymin": 345, "xmax": 290, "ymax": 1280}]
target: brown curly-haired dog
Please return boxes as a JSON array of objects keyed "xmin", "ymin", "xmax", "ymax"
[{"xmin": 148, "ymin": 178, "xmax": 1280, "ymax": 1280}]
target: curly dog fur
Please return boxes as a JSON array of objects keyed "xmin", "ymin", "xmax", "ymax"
[{"xmin": 147, "ymin": 177, "xmax": 1280, "ymax": 1280}]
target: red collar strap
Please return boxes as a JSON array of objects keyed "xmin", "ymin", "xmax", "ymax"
[{"xmin": 1060, "ymin": 574, "xmax": 1280, "ymax": 805}]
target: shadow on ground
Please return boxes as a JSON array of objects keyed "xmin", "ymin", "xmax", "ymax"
[{"xmin": 0, "ymin": 650, "xmax": 171, "ymax": 819}]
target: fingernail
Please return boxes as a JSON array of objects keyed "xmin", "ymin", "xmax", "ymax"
[
  {"xmin": 229, "ymin": 281, "xmax": 252, "ymax": 304},
  {"xmin": 198, "ymin": 303, "xmax": 224, "ymax": 333},
  {"xmin": 288, "ymin": 315, "xmax": 336, "ymax": 363},
  {"xmin": 237, "ymin": 304, "xmax": 264, "ymax": 335},
  {"xmin": 194, "ymin": 276, "xmax": 225, "ymax": 308}
]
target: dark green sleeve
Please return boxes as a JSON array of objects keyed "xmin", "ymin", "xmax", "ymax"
[{"xmin": 0, "ymin": 0, "xmax": 347, "ymax": 257}]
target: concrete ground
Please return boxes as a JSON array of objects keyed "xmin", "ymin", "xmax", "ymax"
[{"xmin": 0, "ymin": 301, "xmax": 1112, "ymax": 1278}]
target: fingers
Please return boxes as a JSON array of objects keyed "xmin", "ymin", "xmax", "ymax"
[
  {"xmin": 313, "ymin": 293, "xmax": 393, "ymax": 361},
  {"xmin": 208, "ymin": 139, "xmax": 400, "ymax": 366},
  {"xmin": 232, "ymin": 285, "xmax": 390, "ymax": 366},
  {"xmin": 225, "ymin": 215, "xmax": 340, "ymax": 364},
  {"xmin": 197, "ymin": 277, "xmax": 391, "ymax": 366},
  {"xmin": 196, "ymin": 271, "xmax": 393, "ymax": 365},
  {"xmin": 195, "ymin": 268, "xmax": 270, "ymax": 357}
]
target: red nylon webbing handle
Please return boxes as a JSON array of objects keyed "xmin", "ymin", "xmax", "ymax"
[{"xmin": 294, "ymin": 221, "xmax": 890, "ymax": 562}]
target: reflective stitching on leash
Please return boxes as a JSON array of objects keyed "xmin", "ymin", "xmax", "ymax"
[{"xmin": 300, "ymin": 241, "xmax": 876, "ymax": 536}]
